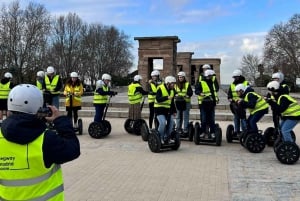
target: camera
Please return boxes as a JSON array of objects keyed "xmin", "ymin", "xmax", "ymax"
[{"xmin": 37, "ymin": 107, "xmax": 52, "ymax": 117}]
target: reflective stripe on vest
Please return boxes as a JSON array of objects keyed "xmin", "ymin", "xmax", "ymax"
[
  {"xmin": 148, "ymin": 83, "xmax": 158, "ymax": 103},
  {"xmin": 128, "ymin": 83, "xmax": 143, "ymax": 104},
  {"xmin": 65, "ymin": 84, "xmax": 82, "ymax": 107},
  {"xmin": 45, "ymin": 75, "xmax": 60, "ymax": 95},
  {"xmin": 0, "ymin": 82, "xmax": 10, "ymax": 99},
  {"xmin": 197, "ymin": 81, "xmax": 218, "ymax": 104},
  {"xmin": 230, "ymin": 81, "xmax": 248, "ymax": 101},
  {"xmin": 93, "ymin": 85, "xmax": 109, "ymax": 104},
  {"xmin": 278, "ymin": 95, "xmax": 300, "ymax": 117},
  {"xmin": 244, "ymin": 92, "xmax": 269, "ymax": 114},
  {"xmin": 154, "ymin": 84, "xmax": 174, "ymax": 108},
  {"xmin": 175, "ymin": 82, "xmax": 191, "ymax": 103},
  {"xmin": 0, "ymin": 131, "xmax": 64, "ymax": 201}
]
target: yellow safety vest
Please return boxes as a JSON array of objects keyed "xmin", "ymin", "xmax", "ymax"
[
  {"xmin": 0, "ymin": 131, "xmax": 64, "ymax": 201},
  {"xmin": 230, "ymin": 80, "xmax": 248, "ymax": 101},
  {"xmin": 197, "ymin": 81, "xmax": 218, "ymax": 104},
  {"xmin": 244, "ymin": 92, "xmax": 269, "ymax": 115},
  {"xmin": 36, "ymin": 80, "xmax": 43, "ymax": 90},
  {"xmin": 175, "ymin": 82, "xmax": 191, "ymax": 103},
  {"xmin": 148, "ymin": 83, "xmax": 158, "ymax": 103},
  {"xmin": 0, "ymin": 82, "xmax": 10, "ymax": 99},
  {"xmin": 93, "ymin": 85, "xmax": 109, "ymax": 104},
  {"xmin": 154, "ymin": 84, "xmax": 174, "ymax": 108},
  {"xmin": 278, "ymin": 95, "xmax": 300, "ymax": 117},
  {"xmin": 128, "ymin": 83, "xmax": 143, "ymax": 104},
  {"xmin": 45, "ymin": 75, "xmax": 60, "ymax": 95},
  {"xmin": 64, "ymin": 84, "xmax": 83, "ymax": 107}
]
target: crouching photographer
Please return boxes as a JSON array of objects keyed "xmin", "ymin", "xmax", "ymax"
[{"xmin": 0, "ymin": 84, "xmax": 80, "ymax": 200}]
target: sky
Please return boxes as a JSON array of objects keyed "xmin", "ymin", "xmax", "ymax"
[{"xmin": 2, "ymin": 0, "xmax": 300, "ymax": 84}]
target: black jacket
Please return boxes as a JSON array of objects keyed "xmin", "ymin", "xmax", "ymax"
[
  {"xmin": 195, "ymin": 78, "xmax": 218, "ymax": 106},
  {"xmin": 154, "ymin": 84, "xmax": 176, "ymax": 116},
  {"xmin": 1, "ymin": 113, "xmax": 80, "ymax": 168}
]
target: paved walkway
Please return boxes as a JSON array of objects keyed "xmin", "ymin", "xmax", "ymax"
[{"xmin": 62, "ymin": 117, "xmax": 300, "ymax": 201}]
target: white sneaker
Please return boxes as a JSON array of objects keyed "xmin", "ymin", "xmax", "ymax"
[
  {"xmin": 211, "ymin": 133, "xmax": 216, "ymax": 138},
  {"xmin": 200, "ymin": 133, "xmax": 205, "ymax": 138}
]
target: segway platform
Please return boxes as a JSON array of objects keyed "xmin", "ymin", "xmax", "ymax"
[
  {"xmin": 193, "ymin": 122, "xmax": 222, "ymax": 146},
  {"xmin": 148, "ymin": 130, "xmax": 180, "ymax": 153}
]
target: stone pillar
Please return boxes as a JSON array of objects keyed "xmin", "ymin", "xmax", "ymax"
[{"xmin": 177, "ymin": 52, "xmax": 194, "ymax": 83}]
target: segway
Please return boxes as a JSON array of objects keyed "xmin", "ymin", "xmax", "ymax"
[
  {"xmin": 148, "ymin": 114, "xmax": 180, "ymax": 153},
  {"xmin": 174, "ymin": 96, "xmax": 193, "ymax": 142},
  {"xmin": 239, "ymin": 130, "xmax": 266, "ymax": 153},
  {"xmin": 88, "ymin": 95, "xmax": 112, "ymax": 139},
  {"xmin": 226, "ymin": 101, "xmax": 246, "ymax": 143},
  {"xmin": 124, "ymin": 96, "xmax": 149, "ymax": 136},
  {"xmin": 273, "ymin": 127, "xmax": 299, "ymax": 164},
  {"xmin": 68, "ymin": 94, "xmax": 83, "ymax": 135},
  {"xmin": 194, "ymin": 122, "xmax": 222, "ymax": 146}
]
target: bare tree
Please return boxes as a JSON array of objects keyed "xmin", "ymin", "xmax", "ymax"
[{"xmin": 241, "ymin": 53, "xmax": 261, "ymax": 85}]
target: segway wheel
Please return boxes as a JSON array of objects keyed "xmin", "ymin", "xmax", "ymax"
[
  {"xmin": 276, "ymin": 142, "xmax": 300, "ymax": 164},
  {"xmin": 141, "ymin": 121, "xmax": 150, "ymax": 141},
  {"xmin": 245, "ymin": 133, "xmax": 265, "ymax": 153},
  {"xmin": 291, "ymin": 131, "xmax": 296, "ymax": 142},
  {"xmin": 124, "ymin": 119, "xmax": 134, "ymax": 134},
  {"xmin": 133, "ymin": 119, "xmax": 144, "ymax": 135},
  {"xmin": 148, "ymin": 130, "xmax": 161, "ymax": 153},
  {"xmin": 263, "ymin": 127, "xmax": 276, "ymax": 146},
  {"xmin": 226, "ymin": 124, "xmax": 234, "ymax": 143},
  {"xmin": 88, "ymin": 122, "xmax": 105, "ymax": 139},
  {"xmin": 101, "ymin": 120, "xmax": 112, "ymax": 136},
  {"xmin": 215, "ymin": 126, "xmax": 222, "ymax": 146},
  {"xmin": 77, "ymin": 119, "xmax": 83, "ymax": 135},
  {"xmin": 188, "ymin": 122, "xmax": 194, "ymax": 142},
  {"xmin": 194, "ymin": 122, "xmax": 200, "ymax": 145},
  {"xmin": 171, "ymin": 131, "xmax": 181, "ymax": 150}
]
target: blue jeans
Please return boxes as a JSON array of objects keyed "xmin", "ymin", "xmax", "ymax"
[
  {"xmin": 94, "ymin": 104, "xmax": 106, "ymax": 122},
  {"xmin": 234, "ymin": 114, "xmax": 247, "ymax": 132},
  {"xmin": 51, "ymin": 95, "xmax": 60, "ymax": 109},
  {"xmin": 176, "ymin": 102, "xmax": 191, "ymax": 131},
  {"xmin": 200, "ymin": 105, "xmax": 215, "ymax": 133},
  {"xmin": 247, "ymin": 109, "xmax": 268, "ymax": 133},
  {"xmin": 281, "ymin": 119, "xmax": 298, "ymax": 142},
  {"xmin": 157, "ymin": 114, "xmax": 174, "ymax": 140}
]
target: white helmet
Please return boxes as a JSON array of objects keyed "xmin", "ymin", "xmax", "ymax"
[
  {"xmin": 267, "ymin": 81, "xmax": 280, "ymax": 91},
  {"xmin": 278, "ymin": 72, "xmax": 284, "ymax": 83},
  {"xmin": 96, "ymin": 80, "xmax": 104, "ymax": 89},
  {"xmin": 4, "ymin": 72, "xmax": 13, "ymax": 78},
  {"xmin": 134, "ymin": 75, "xmax": 142, "ymax": 82},
  {"xmin": 8, "ymin": 84, "xmax": 43, "ymax": 114},
  {"xmin": 36, "ymin": 71, "xmax": 45, "ymax": 77},
  {"xmin": 70, "ymin": 72, "xmax": 78, "ymax": 78},
  {"xmin": 235, "ymin": 83, "xmax": 247, "ymax": 92},
  {"xmin": 102, "ymin": 73, "xmax": 111, "ymax": 80},
  {"xmin": 272, "ymin": 72, "xmax": 281, "ymax": 80},
  {"xmin": 232, "ymin": 69, "xmax": 242, "ymax": 77},
  {"xmin": 204, "ymin": 69, "xmax": 215, "ymax": 77},
  {"xmin": 46, "ymin": 66, "xmax": 55, "ymax": 74},
  {"xmin": 164, "ymin": 76, "xmax": 176, "ymax": 84},
  {"xmin": 202, "ymin": 64, "xmax": 211, "ymax": 69},
  {"xmin": 151, "ymin": 70, "xmax": 160, "ymax": 77},
  {"xmin": 177, "ymin": 71, "xmax": 186, "ymax": 77}
]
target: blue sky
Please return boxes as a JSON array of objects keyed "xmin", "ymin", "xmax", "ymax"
[{"xmin": 3, "ymin": 0, "xmax": 300, "ymax": 84}]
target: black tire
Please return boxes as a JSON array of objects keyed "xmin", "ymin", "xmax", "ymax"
[
  {"xmin": 226, "ymin": 124, "xmax": 234, "ymax": 143},
  {"xmin": 77, "ymin": 119, "xmax": 83, "ymax": 135},
  {"xmin": 88, "ymin": 122, "xmax": 105, "ymax": 139},
  {"xmin": 276, "ymin": 142, "xmax": 300, "ymax": 164},
  {"xmin": 133, "ymin": 119, "xmax": 144, "ymax": 135},
  {"xmin": 263, "ymin": 127, "xmax": 276, "ymax": 146},
  {"xmin": 291, "ymin": 131, "xmax": 296, "ymax": 142},
  {"xmin": 148, "ymin": 130, "xmax": 161, "ymax": 153},
  {"xmin": 124, "ymin": 119, "xmax": 134, "ymax": 134},
  {"xmin": 194, "ymin": 122, "xmax": 200, "ymax": 145},
  {"xmin": 188, "ymin": 122, "xmax": 194, "ymax": 142},
  {"xmin": 245, "ymin": 133, "xmax": 265, "ymax": 153},
  {"xmin": 101, "ymin": 120, "xmax": 111, "ymax": 136},
  {"xmin": 171, "ymin": 131, "xmax": 181, "ymax": 150},
  {"xmin": 273, "ymin": 131, "xmax": 296, "ymax": 152},
  {"xmin": 141, "ymin": 121, "xmax": 150, "ymax": 141},
  {"xmin": 215, "ymin": 126, "xmax": 222, "ymax": 146}
]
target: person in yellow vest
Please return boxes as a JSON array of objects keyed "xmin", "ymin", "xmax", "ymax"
[
  {"xmin": 42, "ymin": 66, "xmax": 62, "ymax": 109},
  {"xmin": 174, "ymin": 71, "xmax": 193, "ymax": 134},
  {"xmin": 93, "ymin": 73, "xmax": 117, "ymax": 122},
  {"xmin": 128, "ymin": 75, "xmax": 148, "ymax": 120},
  {"xmin": 198, "ymin": 64, "xmax": 219, "ymax": 92},
  {"xmin": 0, "ymin": 84, "xmax": 80, "ymax": 201},
  {"xmin": 155, "ymin": 76, "xmax": 177, "ymax": 144},
  {"xmin": 63, "ymin": 72, "xmax": 83, "ymax": 127},
  {"xmin": 36, "ymin": 70, "xmax": 45, "ymax": 90},
  {"xmin": 227, "ymin": 69, "xmax": 249, "ymax": 134},
  {"xmin": 235, "ymin": 84, "xmax": 269, "ymax": 133},
  {"xmin": 0, "ymin": 72, "xmax": 14, "ymax": 123},
  {"xmin": 271, "ymin": 72, "xmax": 289, "ymax": 95},
  {"xmin": 147, "ymin": 70, "xmax": 162, "ymax": 129},
  {"xmin": 195, "ymin": 69, "xmax": 219, "ymax": 138},
  {"xmin": 266, "ymin": 81, "xmax": 300, "ymax": 142}
]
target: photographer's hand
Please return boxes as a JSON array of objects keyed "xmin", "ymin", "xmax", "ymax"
[{"xmin": 45, "ymin": 105, "xmax": 61, "ymax": 122}]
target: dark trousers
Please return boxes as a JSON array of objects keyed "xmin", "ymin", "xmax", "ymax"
[{"xmin": 94, "ymin": 104, "xmax": 106, "ymax": 122}]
